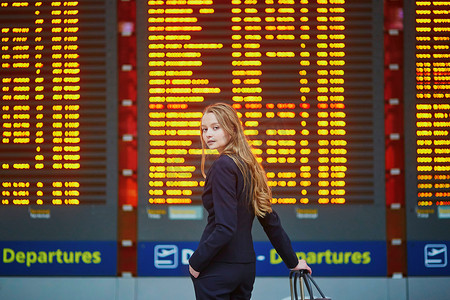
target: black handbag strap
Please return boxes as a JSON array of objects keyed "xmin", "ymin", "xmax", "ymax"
[
  {"xmin": 303, "ymin": 271, "xmax": 314, "ymax": 299},
  {"xmin": 305, "ymin": 272, "xmax": 327, "ymax": 299}
]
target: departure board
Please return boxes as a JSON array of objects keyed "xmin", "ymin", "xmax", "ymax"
[
  {"xmin": 404, "ymin": 1, "xmax": 450, "ymax": 240},
  {"xmin": 0, "ymin": 0, "xmax": 118, "ymax": 241},
  {"xmin": 137, "ymin": 0, "xmax": 385, "ymax": 241},
  {"xmin": 0, "ymin": 1, "xmax": 116, "ymax": 207}
]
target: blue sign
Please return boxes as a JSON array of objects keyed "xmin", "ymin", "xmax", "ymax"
[
  {"xmin": 138, "ymin": 241, "xmax": 386, "ymax": 276},
  {"xmin": 256, "ymin": 241, "xmax": 386, "ymax": 276},
  {"xmin": 408, "ymin": 241, "xmax": 450, "ymax": 276},
  {"xmin": 0, "ymin": 241, "xmax": 117, "ymax": 276},
  {"xmin": 138, "ymin": 241, "xmax": 196, "ymax": 276}
]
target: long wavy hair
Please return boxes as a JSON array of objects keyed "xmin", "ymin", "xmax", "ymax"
[{"xmin": 200, "ymin": 103, "xmax": 272, "ymax": 217}]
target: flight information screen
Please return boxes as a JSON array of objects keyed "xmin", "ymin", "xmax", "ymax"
[
  {"xmin": 404, "ymin": 1, "xmax": 450, "ymax": 276},
  {"xmin": 0, "ymin": 0, "xmax": 117, "ymax": 243},
  {"xmin": 137, "ymin": 0, "xmax": 384, "ymax": 210},
  {"xmin": 0, "ymin": 0, "xmax": 116, "ymax": 207},
  {"xmin": 404, "ymin": 0, "xmax": 450, "ymax": 240}
]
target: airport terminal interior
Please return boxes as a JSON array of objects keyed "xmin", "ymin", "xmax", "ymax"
[{"xmin": 0, "ymin": 0, "xmax": 449, "ymax": 299}]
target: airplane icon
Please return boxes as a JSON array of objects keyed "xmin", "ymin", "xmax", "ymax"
[
  {"xmin": 154, "ymin": 245, "xmax": 178, "ymax": 269},
  {"xmin": 428, "ymin": 247, "xmax": 446, "ymax": 257},
  {"xmin": 424, "ymin": 244, "xmax": 447, "ymax": 268},
  {"xmin": 158, "ymin": 248, "xmax": 177, "ymax": 257}
]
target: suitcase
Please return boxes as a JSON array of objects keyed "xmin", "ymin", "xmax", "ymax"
[{"xmin": 289, "ymin": 270, "xmax": 331, "ymax": 300}]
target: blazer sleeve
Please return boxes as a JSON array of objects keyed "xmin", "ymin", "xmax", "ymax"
[
  {"xmin": 189, "ymin": 158, "xmax": 239, "ymax": 272},
  {"xmin": 257, "ymin": 210, "xmax": 299, "ymax": 269}
]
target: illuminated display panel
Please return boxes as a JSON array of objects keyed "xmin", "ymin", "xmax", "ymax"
[
  {"xmin": 404, "ymin": 1, "xmax": 450, "ymax": 240},
  {"xmin": 139, "ymin": 0, "xmax": 382, "ymax": 204},
  {"xmin": 136, "ymin": 0, "xmax": 385, "ymax": 277},
  {"xmin": 0, "ymin": 1, "xmax": 115, "ymax": 207}
]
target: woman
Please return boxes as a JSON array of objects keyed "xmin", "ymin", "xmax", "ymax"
[{"xmin": 189, "ymin": 103, "xmax": 311, "ymax": 299}]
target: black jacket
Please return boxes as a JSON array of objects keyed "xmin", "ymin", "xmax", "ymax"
[{"xmin": 189, "ymin": 155, "xmax": 298, "ymax": 272}]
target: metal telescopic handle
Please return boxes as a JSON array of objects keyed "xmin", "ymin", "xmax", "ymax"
[{"xmin": 290, "ymin": 270, "xmax": 307, "ymax": 300}]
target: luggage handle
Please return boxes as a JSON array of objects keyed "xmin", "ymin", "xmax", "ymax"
[
  {"xmin": 289, "ymin": 271, "xmax": 305, "ymax": 300},
  {"xmin": 290, "ymin": 269, "xmax": 327, "ymax": 300},
  {"xmin": 290, "ymin": 270, "xmax": 305, "ymax": 300}
]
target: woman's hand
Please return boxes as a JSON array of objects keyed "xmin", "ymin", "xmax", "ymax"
[
  {"xmin": 189, "ymin": 264, "xmax": 200, "ymax": 278},
  {"xmin": 291, "ymin": 259, "xmax": 312, "ymax": 274}
]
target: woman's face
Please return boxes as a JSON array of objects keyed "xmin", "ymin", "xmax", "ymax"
[{"xmin": 201, "ymin": 112, "xmax": 231, "ymax": 153}]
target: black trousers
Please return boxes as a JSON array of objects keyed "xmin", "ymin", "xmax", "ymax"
[{"xmin": 191, "ymin": 262, "xmax": 256, "ymax": 300}]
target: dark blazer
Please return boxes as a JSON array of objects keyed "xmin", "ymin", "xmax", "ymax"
[{"xmin": 189, "ymin": 155, "xmax": 298, "ymax": 272}]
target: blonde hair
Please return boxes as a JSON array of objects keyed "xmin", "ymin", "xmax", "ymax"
[{"xmin": 200, "ymin": 103, "xmax": 272, "ymax": 217}]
